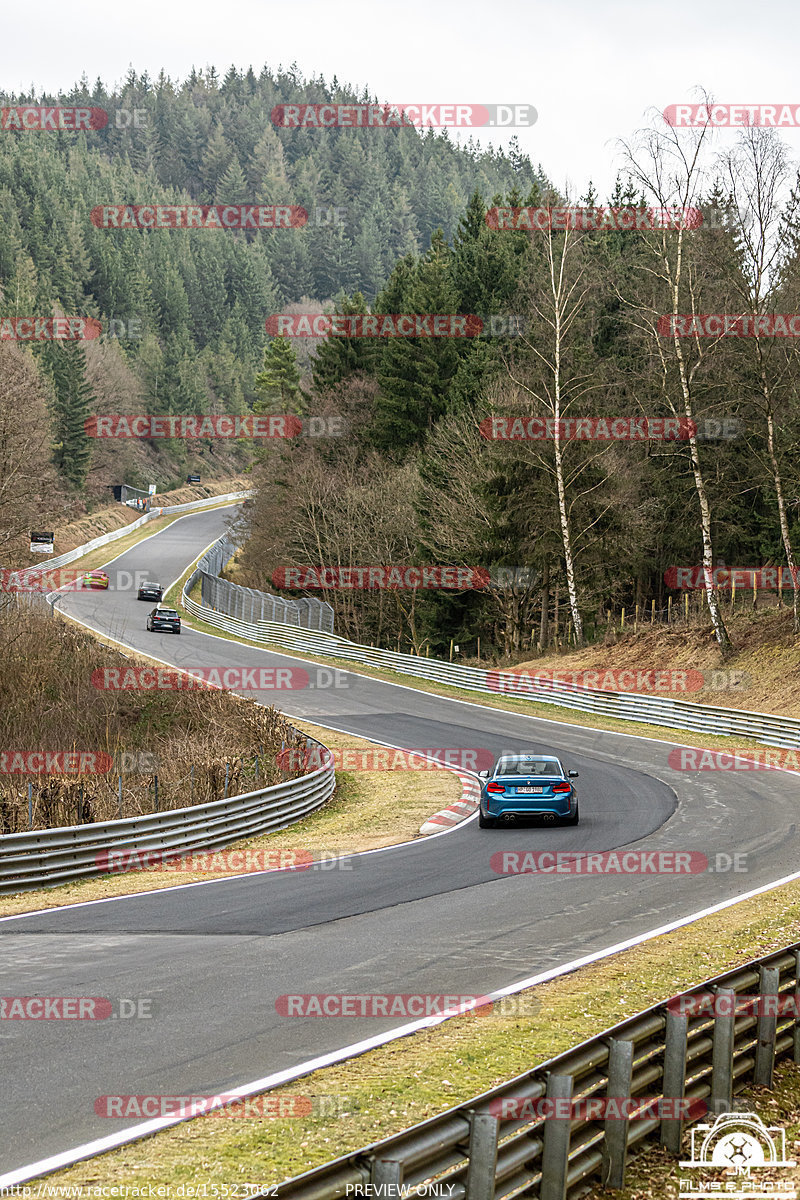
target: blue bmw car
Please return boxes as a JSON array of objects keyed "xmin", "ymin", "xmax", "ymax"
[{"xmin": 478, "ymin": 754, "xmax": 579, "ymax": 828}]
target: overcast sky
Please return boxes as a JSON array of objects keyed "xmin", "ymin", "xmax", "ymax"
[{"xmin": 2, "ymin": 0, "xmax": 800, "ymax": 196}]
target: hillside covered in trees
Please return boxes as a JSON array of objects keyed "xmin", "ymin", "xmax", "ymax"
[
  {"xmin": 4, "ymin": 66, "xmax": 800, "ymax": 663},
  {"xmin": 236, "ymin": 121, "xmax": 800, "ymax": 661},
  {"xmin": 0, "ymin": 65, "xmax": 543, "ymax": 564}
]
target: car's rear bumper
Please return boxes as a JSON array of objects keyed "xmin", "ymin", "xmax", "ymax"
[{"xmin": 484, "ymin": 796, "xmax": 573, "ymax": 817}]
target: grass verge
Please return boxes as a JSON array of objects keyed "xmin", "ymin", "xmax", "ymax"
[
  {"xmin": 582, "ymin": 1059, "xmax": 800, "ymax": 1199},
  {"xmin": 0, "ymin": 718, "xmax": 460, "ymax": 918},
  {"xmin": 39, "ymin": 870, "xmax": 800, "ymax": 1189},
  {"xmin": 170, "ymin": 592, "xmax": 776, "ymax": 757},
  {"xmin": 56, "ymin": 494, "xmax": 245, "ymax": 576}
]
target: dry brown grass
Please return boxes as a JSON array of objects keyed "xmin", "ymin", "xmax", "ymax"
[
  {"xmin": 0, "ymin": 604, "xmax": 301, "ymax": 832},
  {"xmin": 52, "ymin": 476, "xmax": 250, "ymax": 554},
  {"xmin": 506, "ymin": 607, "xmax": 800, "ymax": 718},
  {"xmin": 42, "ymin": 862, "xmax": 800, "ymax": 1191},
  {"xmin": 0, "ymin": 718, "xmax": 460, "ymax": 916}
]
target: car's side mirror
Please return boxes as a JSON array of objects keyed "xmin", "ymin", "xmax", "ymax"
[
  {"xmin": 479, "ymin": 770, "xmax": 490, "ymax": 779},
  {"xmin": 568, "ymin": 770, "xmax": 579, "ymax": 778}
]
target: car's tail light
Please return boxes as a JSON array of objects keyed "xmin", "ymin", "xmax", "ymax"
[
  {"xmin": 552, "ymin": 782, "xmax": 571, "ymax": 793},
  {"xmin": 486, "ymin": 782, "xmax": 505, "ymax": 793}
]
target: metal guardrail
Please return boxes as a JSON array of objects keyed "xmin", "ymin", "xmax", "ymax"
[
  {"xmin": 182, "ymin": 546, "xmax": 800, "ymax": 751},
  {"xmin": 276, "ymin": 942, "xmax": 800, "ymax": 1200},
  {"xmin": 186, "ymin": 540, "xmax": 334, "ymax": 632},
  {"xmin": 0, "ymin": 740, "xmax": 335, "ymax": 894},
  {"xmin": 21, "ymin": 489, "xmax": 252, "ymax": 575},
  {"xmin": 0, "ymin": 491, "xmax": 340, "ymax": 894}
]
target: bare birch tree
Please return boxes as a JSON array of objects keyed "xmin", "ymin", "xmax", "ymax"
[
  {"xmin": 718, "ymin": 125, "xmax": 800, "ymax": 633},
  {"xmin": 503, "ymin": 202, "xmax": 615, "ymax": 647},
  {"xmin": 618, "ymin": 109, "xmax": 733, "ymax": 656}
]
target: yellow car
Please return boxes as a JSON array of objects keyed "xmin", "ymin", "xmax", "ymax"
[{"xmin": 82, "ymin": 570, "xmax": 109, "ymax": 590}]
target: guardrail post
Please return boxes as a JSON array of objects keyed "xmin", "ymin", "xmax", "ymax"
[
  {"xmin": 661, "ymin": 1009, "xmax": 688, "ymax": 1154},
  {"xmin": 224, "ymin": 762, "xmax": 230, "ymax": 798},
  {"xmin": 117, "ymin": 775, "xmax": 122, "ymax": 818},
  {"xmin": 465, "ymin": 1111, "xmax": 498, "ymax": 1200},
  {"xmin": 602, "ymin": 1038, "xmax": 634, "ymax": 1188},
  {"xmin": 153, "ymin": 774, "xmax": 159, "ymax": 813},
  {"xmin": 711, "ymin": 987, "xmax": 736, "ymax": 1113},
  {"xmin": 540, "ymin": 1073, "xmax": 573, "ymax": 1200},
  {"xmin": 370, "ymin": 1157, "xmax": 402, "ymax": 1197},
  {"xmin": 754, "ymin": 966, "xmax": 780, "ymax": 1087},
  {"xmin": 793, "ymin": 951, "xmax": 800, "ymax": 1063}
]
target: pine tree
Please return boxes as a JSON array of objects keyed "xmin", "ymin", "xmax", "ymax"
[
  {"xmin": 311, "ymin": 292, "xmax": 376, "ymax": 391},
  {"xmin": 46, "ymin": 340, "xmax": 94, "ymax": 489},
  {"xmin": 254, "ymin": 336, "xmax": 302, "ymax": 412}
]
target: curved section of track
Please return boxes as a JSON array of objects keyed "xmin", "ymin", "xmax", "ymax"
[{"xmin": 2, "ymin": 506, "xmax": 798, "ymax": 1174}]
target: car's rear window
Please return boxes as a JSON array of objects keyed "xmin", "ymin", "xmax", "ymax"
[
  {"xmin": 496, "ymin": 757, "xmax": 561, "ymax": 776},
  {"xmin": 155, "ymin": 610, "xmax": 179, "ymax": 618}
]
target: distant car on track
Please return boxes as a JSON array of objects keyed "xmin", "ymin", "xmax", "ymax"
[
  {"xmin": 137, "ymin": 581, "xmax": 163, "ymax": 601},
  {"xmin": 146, "ymin": 606, "xmax": 181, "ymax": 634},
  {"xmin": 478, "ymin": 754, "xmax": 579, "ymax": 828},
  {"xmin": 81, "ymin": 570, "xmax": 109, "ymax": 590}
]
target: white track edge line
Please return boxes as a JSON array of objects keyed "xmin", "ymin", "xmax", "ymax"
[{"xmin": 5, "ymin": 863, "xmax": 800, "ymax": 1186}]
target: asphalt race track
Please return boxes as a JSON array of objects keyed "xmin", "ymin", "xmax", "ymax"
[{"xmin": 2, "ymin": 506, "xmax": 799, "ymax": 1174}]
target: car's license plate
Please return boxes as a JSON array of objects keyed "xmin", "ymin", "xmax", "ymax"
[{"xmin": 518, "ymin": 786, "xmax": 543, "ymax": 794}]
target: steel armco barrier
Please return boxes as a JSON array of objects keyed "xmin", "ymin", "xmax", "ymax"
[
  {"xmin": 182, "ymin": 543, "xmax": 800, "ymax": 750},
  {"xmin": 274, "ymin": 943, "xmax": 800, "ymax": 1199},
  {"xmin": 0, "ymin": 742, "xmax": 335, "ymax": 895},
  {"xmin": 27, "ymin": 488, "xmax": 252, "ymax": 575},
  {"xmin": 186, "ymin": 539, "xmax": 334, "ymax": 632},
  {"xmin": 2, "ymin": 490, "xmax": 250, "ymax": 619}
]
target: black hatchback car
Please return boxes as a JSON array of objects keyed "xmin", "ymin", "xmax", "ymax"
[
  {"xmin": 146, "ymin": 606, "xmax": 181, "ymax": 634},
  {"xmin": 137, "ymin": 581, "xmax": 163, "ymax": 601}
]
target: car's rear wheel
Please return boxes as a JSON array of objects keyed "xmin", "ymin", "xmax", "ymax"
[
  {"xmin": 478, "ymin": 810, "xmax": 496, "ymax": 829},
  {"xmin": 563, "ymin": 804, "xmax": 580, "ymax": 826}
]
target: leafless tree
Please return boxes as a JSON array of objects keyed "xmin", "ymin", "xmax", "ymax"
[{"xmin": 618, "ymin": 105, "xmax": 733, "ymax": 656}]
